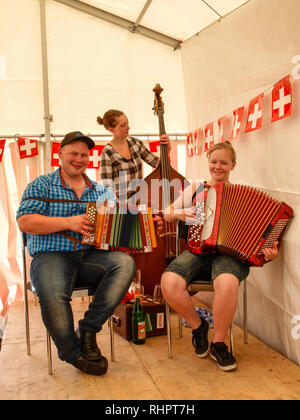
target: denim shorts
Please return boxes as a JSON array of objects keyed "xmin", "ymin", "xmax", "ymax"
[{"xmin": 164, "ymin": 249, "xmax": 249, "ymax": 285}]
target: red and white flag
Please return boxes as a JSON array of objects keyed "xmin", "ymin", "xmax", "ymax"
[
  {"xmin": 218, "ymin": 117, "xmax": 226, "ymax": 143},
  {"xmin": 193, "ymin": 128, "xmax": 202, "ymax": 155},
  {"xmin": 18, "ymin": 137, "xmax": 38, "ymax": 159},
  {"xmin": 0, "ymin": 139, "xmax": 5, "ymax": 163},
  {"xmin": 51, "ymin": 142, "xmax": 61, "ymax": 167},
  {"xmin": 230, "ymin": 107, "xmax": 245, "ymax": 141},
  {"xmin": 149, "ymin": 140, "xmax": 161, "ymax": 154},
  {"xmin": 245, "ymin": 93, "xmax": 264, "ymax": 133},
  {"xmin": 204, "ymin": 123, "xmax": 214, "ymax": 152},
  {"xmin": 186, "ymin": 132, "xmax": 194, "ymax": 157},
  {"xmin": 272, "ymin": 75, "xmax": 292, "ymax": 122},
  {"xmin": 87, "ymin": 145, "xmax": 105, "ymax": 169}
]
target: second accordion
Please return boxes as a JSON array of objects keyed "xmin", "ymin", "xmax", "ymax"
[
  {"xmin": 82, "ymin": 201, "xmax": 157, "ymax": 253},
  {"xmin": 187, "ymin": 183, "xmax": 293, "ymax": 266}
]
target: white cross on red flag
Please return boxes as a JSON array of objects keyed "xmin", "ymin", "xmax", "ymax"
[
  {"xmin": 186, "ymin": 132, "xmax": 194, "ymax": 157},
  {"xmin": 18, "ymin": 137, "xmax": 38, "ymax": 159},
  {"xmin": 218, "ymin": 117, "xmax": 226, "ymax": 143},
  {"xmin": 87, "ymin": 145, "xmax": 105, "ymax": 169},
  {"xmin": 230, "ymin": 107, "xmax": 245, "ymax": 141},
  {"xmin": 51, "ymin": 142, "xmax": 61, "ymax": 167},
  {"xmin": 0, "ymin": 139, "xmax": 6, "ymax": 163},
  {"xmin": 272, "ymin": 75, "xmax": 292, "ymax": 122},
  {"xmin": 204, "ymin": 123, "xmax": 214, "ymax": 152},
  {"xmin": 193, "ymin": 128, "xmax": 202, "ymax": 155},
  {"xmin": 245, "ymin": 93, "xmax": 264, "ymax": 133}
]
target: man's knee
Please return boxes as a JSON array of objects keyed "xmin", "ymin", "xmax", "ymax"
[{"xmin": 118, "ymin": 253, "xmax": 136, "ymax": 277}]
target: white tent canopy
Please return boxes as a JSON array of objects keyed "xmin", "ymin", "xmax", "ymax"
[{"xmin": 54, "ymin": 0, "xmax": 249, "ymax": 47}]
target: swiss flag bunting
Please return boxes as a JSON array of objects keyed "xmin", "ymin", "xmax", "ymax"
[
  {"xmin": 18, "ymin": 138, "xmax": 38, "ymax": 159},
  {"xmin": 193, "ymin": 128, "xmax": 202, "ymax": 155},
  {"xmin": 51, "ymin": 142, "xmax": 61, "ymax": 167},
  {"xmin": 204, "ymin": 123, "xmax": 214, "ymax": 152},
  {"xmin": 187, "ymin": 75, "xmax": 294, "ymax": 156},
  {"xmin": 218, "ymin": 117, "xmax": 226, "ymax": 143},
  {"xmin": 87, "ymin": 145, "xmax": 105, "ymax": 169},
  {"xmin": 0, "ymin": 139, "xmax": 5, "ymax": 163},
  {"xmin": 230, "ymin": 107, "xmax": 245, "ymax": 141},
  {"xmin": 245, "ymin": 93, "xmax": 264, "ymax": 133},
  {"xmin": 187, "ymin": 132, "xmax": 194, "ymax": 157},
  {"xmin": 272, "ymin": 75, "xmax": 292, "ymax": 122}
]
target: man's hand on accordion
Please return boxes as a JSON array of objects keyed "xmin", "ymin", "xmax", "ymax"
[
  {"xmin": 262, "ymin": 241, "xmax": 279, "ymax": 262},
  {"xmin": 67, "ymin": 214, "xmax": 93, "ymax": 238}
]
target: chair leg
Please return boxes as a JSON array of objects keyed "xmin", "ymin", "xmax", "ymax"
[
  {"xmin": 165, "ymin": 303, "xmax": 172, "ymax": 358},
  {"xmin": 24, "ymin": 287, "xmax": 31, "ymax": 356},
  {"xmin": 46, "ymin": 330, "xmax": 53, "ymax": 375},
  {"xmin": 109, "ymin": 316, "xmax": 115, "ymax": 362},
  {"xmin": 244, "ymin": 278, "xmax": 248, "ymax": 344},
  {"xmin": 229, "ymin": 323, "xmax": 234, "ymax": 356},
  {"xmin": 178, "ymin": 314, "xmax": 183, "ymax": 338}
]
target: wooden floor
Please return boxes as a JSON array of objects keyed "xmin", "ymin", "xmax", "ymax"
[{"xmin": 1, "ymin": 299, "xmax": 299, "ymax": 400}]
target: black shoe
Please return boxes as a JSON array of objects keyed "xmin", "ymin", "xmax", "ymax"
[
  {"xmin": 210, "ymin": 342, "xmax": 237, "ymax": 371},
  {"xmin": 72, "ymin": 355, "xmax": 108, "ymax": 376},
  {"xmin": 76, "ymin": 328, "xmax": 102, "ymax": 361},
  {"xmin": 192, "ymin": 319, "xmax": 210, "ymax": 358}
]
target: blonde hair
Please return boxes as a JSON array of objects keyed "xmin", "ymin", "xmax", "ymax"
[
  {"xmin": 96, "ymin": 109, "xmax": 124, "ymax": 130},
  {"xmin": 207, "ymin": 141, "xmax": 236, "ymax": 164}
]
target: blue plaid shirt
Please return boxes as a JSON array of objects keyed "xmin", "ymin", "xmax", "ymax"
[{"xmin": 16, "ymin": 168, "xmax": 116, "ymax": 256}]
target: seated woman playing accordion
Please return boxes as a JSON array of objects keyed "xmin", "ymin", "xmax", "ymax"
[{"xmin": 161, "ymin": 141, "xmax": 289, "ymax": 372}]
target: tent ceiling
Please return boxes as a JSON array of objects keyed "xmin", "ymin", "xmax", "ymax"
[{"xmin": 54, "ymin": 0, "xmax": 250, "ymax": 48}]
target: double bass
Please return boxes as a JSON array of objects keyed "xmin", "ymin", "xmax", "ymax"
[{"xmin": 133, "ymin": 84, "xmax": 190, "ymax": 295}]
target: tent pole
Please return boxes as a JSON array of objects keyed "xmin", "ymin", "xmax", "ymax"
[{"xmin": 39, "ymin": 0, "xmax": 52, "ymax": 174}]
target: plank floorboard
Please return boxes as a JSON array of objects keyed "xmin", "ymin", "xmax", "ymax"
[{"xmin": 0, "ymin": 300, "xmax": 299, "ymax": 400}]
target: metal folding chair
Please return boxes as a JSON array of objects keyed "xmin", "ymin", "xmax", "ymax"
[{"xmin": 21, "ymin": 232, "xmax": 115, "ymax": 375}]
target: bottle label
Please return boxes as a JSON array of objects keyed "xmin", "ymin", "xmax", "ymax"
[{"xmin": 138, "ymin": 321, "xmax": 146, "ymax": 339}]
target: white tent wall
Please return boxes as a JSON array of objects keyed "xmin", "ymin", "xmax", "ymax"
[
  {"xmin": 45, "ymin": 1, "xmax": 186, "ymax": 134},
  {"xmin": 0, "ymin": 0, "xmax": 186, "ymax": 135},
  {"xmin": 181, "ymin": 0, "xmax": 300, "ymax": 365},
  {"xmin": 0, "ymin": 0, "xmax": 187, "ymax": 341}
]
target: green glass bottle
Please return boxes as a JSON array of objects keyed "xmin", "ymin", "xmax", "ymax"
[{"xmin": 132, "ymin": 296, "xmax": 146, "ymax": 345}]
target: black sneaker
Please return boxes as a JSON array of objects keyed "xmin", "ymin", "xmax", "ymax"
[
  {"xmin": 210, "ymin": 342, "xmax": 237, "ymax": 371},
  {"xmin": 192, "ymin": 319, "xmax": 210, "ymax": 358}
]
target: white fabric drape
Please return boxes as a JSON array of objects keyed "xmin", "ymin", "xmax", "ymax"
[
  {"xmin": 0, "ymin": 0, "xmax": 187, "ymax": 343},
  {"xmin": 181, "ymin": 0, "xmax": 300, "ymax": 365}
]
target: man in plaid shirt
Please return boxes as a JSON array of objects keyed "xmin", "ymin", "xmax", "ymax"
[{"xmin": 17, "ymin": 131, "xmax": 136, "ymax": 376}]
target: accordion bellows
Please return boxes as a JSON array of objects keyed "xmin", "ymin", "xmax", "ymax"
[
  {"xmin": 82, "ymin": 202, "xmax": 157, "ymax": 253},
  {"xmin": 187, "ymin": 183, "xmax": 293, "ymax": 267}
]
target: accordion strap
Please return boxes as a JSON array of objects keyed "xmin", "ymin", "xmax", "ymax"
[{"xmin": 24, "ymin": 197, "xmax": 93, "ymax": 250}]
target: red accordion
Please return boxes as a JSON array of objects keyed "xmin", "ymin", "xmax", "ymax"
[{"xmin": 187, "ymin": 183, "xmax": 293, "ymax": 267}]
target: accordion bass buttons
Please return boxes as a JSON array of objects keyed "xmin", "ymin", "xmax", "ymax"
[{"xmin": 82, "ymin": 203, "xmax": 97, "ymax": 245}]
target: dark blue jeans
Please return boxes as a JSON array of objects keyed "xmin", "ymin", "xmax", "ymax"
[{"xmin": 30, "ymin": 248, "xmax": 135, "ymax": 364}]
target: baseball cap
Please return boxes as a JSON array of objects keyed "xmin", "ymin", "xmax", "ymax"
[{"xmin": 60, "ymin": 131, "xmax": 95, "ymax": 149}]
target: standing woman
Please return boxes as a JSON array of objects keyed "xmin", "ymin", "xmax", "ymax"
[{"xmin": 97, "ymin": 109, "xmax": 171, "ymax": 201}]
